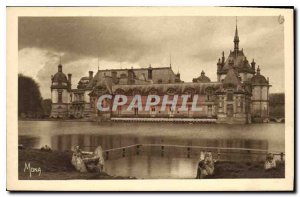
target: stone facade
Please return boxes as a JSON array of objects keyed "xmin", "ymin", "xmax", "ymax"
[{"xmin": 50, "ymin": 23, "xmax": 271, "ymax": 123}]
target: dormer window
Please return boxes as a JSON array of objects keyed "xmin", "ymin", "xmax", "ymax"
[
  {"xmin": 227, "ymin": 90, "xmax": 234, "ymax": 101},
  {"xmin": 166, "ymin": 88, "xmax": 176, "ymax": 95}
]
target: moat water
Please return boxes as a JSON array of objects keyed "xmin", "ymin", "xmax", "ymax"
[{"xmin": 18, "ymin": 121, "xmax": 285, "ymax": 179}]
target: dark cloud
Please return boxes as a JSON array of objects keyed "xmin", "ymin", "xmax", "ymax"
[
  {"xmin": 18, "ymin": 16, "xmax": 285, "ymax": 98},
  {"xmin": 19, "ymin": 17, "xmax": 163, "ymax": 63}
]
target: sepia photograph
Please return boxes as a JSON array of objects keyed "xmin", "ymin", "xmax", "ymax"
[{"xmin": 6, "ymin": 7, "xmax": 294, "ymax": 191}]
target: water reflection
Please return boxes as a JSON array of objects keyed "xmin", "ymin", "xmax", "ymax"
[
  {"xmin": 18, "ymin": 121, "xmax": 284, "ymax": 178},
  {"xmin": 19, "ymin": 134, "xmax": 268, "ymax": 159},
  {"xmin": 105, "ymin": 155, "xmax": 199, "ymax": 179}
]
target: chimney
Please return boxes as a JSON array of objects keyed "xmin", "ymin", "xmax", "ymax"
[
  {"xmin": 89, "ymin": 71, "xmax": 93, "ymax": 80},
  {"xmin": 58, "ymin": 64, "xmax": 62, "ymax": 72},
  {"xmin": 148, "ymin": 65, "xmax": 153, "ymax": 80},
  {"xmin": 111, "ymin": 71, "xmax": 117, "ymax": 83},
  {"xmin": 128, "ymin": 69, "xmax": 135, "ymax": 84},
  {"xmin": 68, "ymin": 74, "xmax": 72, "ymax": 88}
]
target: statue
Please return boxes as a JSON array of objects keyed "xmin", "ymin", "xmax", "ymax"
[
  {"xmin": 264, "ymin": 153, "xmax": 277, "ymax": 170},
  {"xmin": 196, "ymin": 151, "xmax": 215, "ymax": 179},
  {"xmin": 71, "ymin": 145, "xmax": 105, "ymax": 173}
]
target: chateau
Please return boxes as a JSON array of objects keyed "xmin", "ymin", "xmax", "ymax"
[{"xmin": 50, "ymin": 24, "xmax": 271, "ymax": 123}]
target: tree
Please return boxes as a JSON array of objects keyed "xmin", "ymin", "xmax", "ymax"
[
  {"xmin": 42, "ymin": 99, "xmax": 52, "ymax": 118},
  {"xmin": 18, "ymin": 74, "xmax": 44, "ymax": 118},
  {"xmin": 269, "ymin": 93, "xmax": 285, "ymax": 117}
]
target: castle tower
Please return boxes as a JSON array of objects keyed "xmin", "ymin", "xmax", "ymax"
[
  {"xmin": 50, "ymin": 64, "xmax": 70, "ymax": 118},
  {"xmin": 217, "ymin": 18, "xmax": 255, "ymax": 82},
  {"xmin": 250, "ymin": 66, "xmax": 271, "ymax": 122}
]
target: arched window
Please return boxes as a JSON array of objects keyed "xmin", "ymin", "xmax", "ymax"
[{"xmin": 58, "ymin": 91, "xmax": 62, "ymax": 103}]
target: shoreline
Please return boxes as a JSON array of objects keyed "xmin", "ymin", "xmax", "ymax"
[
  {"xmin": 19, "ymin": 148, "xmax": 285, "ymax": 180},
  {"xmin": 18, "ymin": 118, "xmax": 285, "ymax": 125}
]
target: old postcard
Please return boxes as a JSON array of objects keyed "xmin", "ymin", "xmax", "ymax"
[{"xmin": 7, "ymin": 7, "xmax": 294, "ymax": 191}]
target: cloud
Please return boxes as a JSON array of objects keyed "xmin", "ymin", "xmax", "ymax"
[{"xmin": 18, "ymin": 16, "xmax": 285, "ymax": 98}]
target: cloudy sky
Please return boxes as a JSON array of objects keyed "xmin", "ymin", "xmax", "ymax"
[{"xmin": 18, "ymin": 16, "xmax": 284, "ymax": 99}]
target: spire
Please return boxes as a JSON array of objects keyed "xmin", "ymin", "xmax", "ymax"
[
  {"xmin": 169, "ymin": 53, "xmax": 172, "ymax": 68},
  {"xmin": 234, "ymin": 16, "xmax": 239, "ymax": 52},
  {"xmin": 58, "ymin": 55, "xmax": 62, "ymax": 72},
  {"xmin": 222, "ymin": 51, "xmax": 225, "ymax": 63}
]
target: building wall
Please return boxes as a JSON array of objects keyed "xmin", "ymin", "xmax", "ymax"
[
  {"xmin": 84, "ymin": 90, "xmax": 91, "ymax": 103},
  {"xmin": 109, "ymin": 94, "xmax": 217, "ymax": 118},
  {"xmin": 50, "ymin": 103, "xmax": 69, "ymax": 118},
  {"xmin": 51, "ymin": 89, "xmax": 69, "ymax": 104},
  {"xmin": 51, "ymin": 89, "xmax": 58, "ymax": 103},
  {"xmin": 216, "ymin": 92, "xmax": 250, "ymax": 124},
  {"xmin": 62, "ymin": 89, "xmax": 69, "ymax": 103}
]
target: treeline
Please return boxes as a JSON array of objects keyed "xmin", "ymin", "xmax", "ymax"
[
  {"xmin": 269, "ymin": 93, "xmax": 285, "ymax": 117},
  {"xmin": 18, "ymin": 74, "xmax": 52, "ymax": 119}
]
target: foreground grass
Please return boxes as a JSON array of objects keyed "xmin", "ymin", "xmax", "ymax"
[
  {"xmin": 209, "ymin": 161, "xmax": 284, "ymax": 179},
  {"xmin": 18, "ymin": 149, "xmax": 131, "ymax": 180},
  {"xmin": 18, "ymin": 149, "xmax": 284, "ymax": 180}
]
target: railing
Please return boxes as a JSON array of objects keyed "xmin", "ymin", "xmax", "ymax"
[
  {"xmin": 111, "ymin": 117, "xmax": 217, "ymax": 123},
  {"xmin": 81, "ymin": 143, "xmax": 285, "ymax": 162}
]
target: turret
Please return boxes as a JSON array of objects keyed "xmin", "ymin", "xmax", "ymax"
[
  {"xmin": 89, "ymin": 71, "xmax": 93, "ymax": 80},
  {"xmin": 217, "ymin": 58, "xmax": 222, "ymax": 70},
  {"xmin": 51, "ymin": 64, "xmax": 68, "ymax": 104},
  {"xmin": 58, "ymin": 64, "xmax": 62, "ymax": 72},
  {"xmin": 251, "ymin": 59, "xmax": 256, "ymax": 71},
  {"xmin": 50, "ymin": 63, "xmax": 70, "ymax": 118}
]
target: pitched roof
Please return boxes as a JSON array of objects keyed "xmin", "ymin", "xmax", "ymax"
[
  {"xmin": 86, "ymin": 66, "xmax": 178, "ymax": 89},
  {"xmin": 112, "ymin": 82, "xmax": 222, "ymax": 95},
  {"xmin": 218, "ymin": 50, "xmax": 255, "ymax": 74},
  {"xmin": 223, "ymin": 67, "xmax": 241, "ymax": 86}
]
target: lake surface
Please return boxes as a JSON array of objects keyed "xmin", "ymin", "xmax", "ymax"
[{"xmin": 18, "ymin": 121, "xmax": 285, "ymax": 179}]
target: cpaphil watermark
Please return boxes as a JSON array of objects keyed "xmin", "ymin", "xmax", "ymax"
[{"xmin": 97, "ymin": 94, "xmax": 205, "ymax": 112}]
